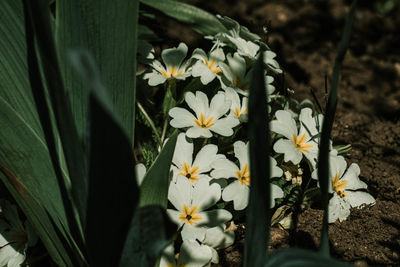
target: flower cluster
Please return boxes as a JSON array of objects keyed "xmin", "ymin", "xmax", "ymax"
[{"xmin": 138, "ymin": 15, "xmax": 375, "ymax": 265}]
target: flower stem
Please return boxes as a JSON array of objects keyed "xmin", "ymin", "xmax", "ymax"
[
  {"xmin": 137, "ymin": 101, "xmax": 162, "ymax": 146},
  {"xmin": 160, "ymin": 117, "xmax": 169, "ymax": 148}
]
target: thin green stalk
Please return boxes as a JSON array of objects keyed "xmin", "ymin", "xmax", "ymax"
[
  {"xmin": 318, "ymin": 0, "xmax": 358, "ymax": 257},
  {"xmin": 160, "ymin": 117, "xmax": 169, "ymax": 147},
  {"xmin": 137, "ymin": 101, "xmax": 162, "ymax": 146}
]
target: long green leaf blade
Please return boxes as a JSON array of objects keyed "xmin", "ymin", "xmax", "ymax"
[
  {"xmin": 140, "ymin": 0, "xmax": 227, "ymax": 36},
  {"xmin": 0, "ymin": 168, "xmax": 74, "ymax": 267},
  {"xmin": 317, "ymin": 0, "xmax": 357, "ymax": 256},
  {"xmin": 70, "ymin": 51, "xmax": 140, "ymax": 266},
  {"xmin": 245, "ymin": 53, "xmax": 270, "ymax": 266},
  {"xmin": 26, "ymin": 0, "xmax": 89, "ymax": 231},
  {"xmin": 56, "ymin": 0, "xmax": 139, "ymax": 144},
  {"xmin": 119, "ymin": 206, "xmax": 176, "ymax": 267},
  {"xmin": 139, "ymin": 132, "xmax": 178, "ymax": 208}
]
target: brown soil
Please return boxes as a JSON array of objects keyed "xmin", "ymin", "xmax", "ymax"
[{"xmin": 156, "ymin": 0, "xmax": 400, "ymax": 265}]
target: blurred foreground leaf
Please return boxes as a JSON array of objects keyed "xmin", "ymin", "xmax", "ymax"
[
  {"xmin": 246, "ymin": 53, "xmax": 270, "ymax": 266},
  {"xmin": 139, "ymin": 132, "xmax": 178, "ymax": 208}
]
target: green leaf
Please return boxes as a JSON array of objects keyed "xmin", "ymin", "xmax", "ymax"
[
  {"xmin": 26, "ymin": 0, "xmax": 88, "ymax": 232},
  {"xmin": 265, "ymin": 248, "xmax": 351, "ymax": 267},
  {"xmin": 0, "ymin": 168, "xmax": 75, "ymax": 267},
  {"xmin": 317, "ymin": 0, "xmax": 357, "ymax": 256},
  {"xmin": 56, "ymin": 0, "xmax": 139, "ymax": 144},
  {"xmin": 246, "ymin": 53, "xmax": 270, "ymax": 266},
  {"xmin": 70, "ymin": 50, "xmax": 140, "ymax": 266},
  {"xmin": 140, "ymin": 0, "xmax": 227, "ymax": 36},
  {"xmin": 139, "ymin": 131, "xmax": 178, "ymax": 208},
  {"xmin": 119, "ymin": 205, "xmax": 176, "ymax": 267}
]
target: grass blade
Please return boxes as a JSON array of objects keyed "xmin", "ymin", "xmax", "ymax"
[
  {"xmin": 139, "ymin": 131, "xmax": 178, "ymax": 208},
  {"xmin": 317, "ymin": 0, "xmax": 358, "ymax": 256},
  {"xmin": 70, "ymin": 50, "xmax": 140, "ymax": 266},
  {"xmin": 140, "ymin": 0, "xmax": 227, "ymax": 36},
  {"xmin": 245, "ymin": 53, "xmax": 270, "ymax": 266},
  {"xmin": 26, "ymin": 0, "xmax": 88, "ymax": 231},
  {"xmin": 56, "ymin": 0, "xmax": 139, "ymax": 144}
]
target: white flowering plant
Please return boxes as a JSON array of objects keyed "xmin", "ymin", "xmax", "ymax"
[
  {"xmin": 134, "ymin": 2, "xmax": 373, "ymax": 264},
  {"xmin": 0, "ymin": 0, "xmax": 366, "ymax": 266}
]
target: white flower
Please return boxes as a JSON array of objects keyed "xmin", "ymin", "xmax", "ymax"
[
  {"xmin": 169, "ymin": 91, "xmax": 239, "ymax": 138},
  {"xmin": 219, "ymin": 53, "xmax": 250, "ymax": 94},
  {"xmin": 135, "ymin": 163, "xmax": 146, "ymax": 186},
  {"xmin": 167, "ymin": 176, "xmax": 232, "ymax": 229},
  {"xmin": 171, "ymin": 133, "xmax": 225, "ymax": 183},
  {"xmin": 223, "ymin": 87, "xmax": 248, "ymax": 123},
  {"xmin": 313, "ymin": 156, "xmax": 375, "ymax": 223},
  {"xmin": 211, "ymin": 141, "xmax": 283, "ymax": 210},
  {"xmin": 0, "ymin": 200, "xmax": 37, "ymax": 267},
  {"xmin": 159, "ymin": 240, "xmax": 213, "ymax": 267},
  {"xmin": 143, "ymin": 43, "xmax": 192, "ymax": 86},
  {"xmin": 219, "ymin": 53, "xmax": 276, "ymax": 96},
  {"xmin": 271, "ymin": 108, "xmax": 323, "ymax": 168},
  {"xmin": 191, "ymin": 48, "xmax": 224, "ymax": 85},
  {"xmin": 225, "ymin": 36, "xmax": 260, "ymax": 59},
  {"xmin": 181, "ymin": 224, "xmax": 235, "ymax": 265},
  {"xmin": 263, "ymin": 50, "xmax": 282, "ymax": 73}
]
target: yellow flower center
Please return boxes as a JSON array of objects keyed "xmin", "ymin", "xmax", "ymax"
[
  {"xmin": 232, "ymin": 77, "xmax": 249, "ymax": 91},
  {"xmin": 204, "ymin": 58, "xmax": 222, "ymax": 74},
  {"xmin": 178, "ymin": 205, "xmax": 203, "ymax": 226},
  {"xmin": 194, "ymin": 113, "xmax": 215, "ymax": 129},
  {"xmin": 292, "ymin": 133, "xmax": 313, "ymax": 153},
  {"xmin": 178, "ymin": 162, "xmax": 200, "ymax": 183},
  {"xmin": 234, "ymin": 107, "xmax": 248, "ymax": 118},
  {"xmin": 332, "ymin": 173, "xmax": 348, "ymax": 198},
  {"xmin": 235, "ymin": 163, "xmax": 250, "ymax": 185},
  {"xmin": 161, "ymin": 66, "xmax": 184, "ymax": 78}
]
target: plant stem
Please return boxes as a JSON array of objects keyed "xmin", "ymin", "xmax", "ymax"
[
  {"xmin": 160, "ymin": 116, "xmax": 169, "ymax": 148},
  {"xmin": 137, "ymin": 101, "xmax": 162, "ymax": 146}
]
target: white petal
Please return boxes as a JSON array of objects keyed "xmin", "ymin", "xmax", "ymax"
[
  {"xmin": 270, "ymin": 157, "xmax": 283, "ymax": 178},
  {"xmin": 159, "ymin": 243, "xmax": 176, "ymax": 267},
  {"xmin": 270, "ymin": 110, "xmax": 297, "ymax": 140},
  {"xmin": 135, "ymin": 163, "xmax": 146, "ymax": 186},
  {"xmin": 210, "ymin": 47, "xmax": 225, "ymax": 62},
  {"xmin": 209, "ymin": 92, "xmax": 231, "ymax": 119},
  {"xmin": 196, "ymin": 209, "xmax": 232, "ymax": 227},
  {"xmin": 227, "ymin": 53, "xmax": 246, "ymax": 79},
  {"xmin": 192, "ymin": 61, "xmax": 216, "ymax": 85},
  {"xmin": 186, "ymin": 126, "xmax": 213, "ymax": 139},
  {"xmin": 270, "ymin": 184, "xmax": 284, "ymax": 208},
  {"xmin": 143, "ymin": 71, "xmax": 167, "ymax": 86},
  {"xmin": 273, "ymin": 139, "xmax": 302, "ymax": 165},
  {"xmin": 161, "ymin": 42, "xmax": 188, "ymax": 68},
  {"xmin": 234, "ymin": 141, "xmax": 249, "ymax": 169},
  {"xmin": 191, "ymin": 48, "xmax": 207, "ymax": 61},
  {"xmin": 328, "ymin": 194, "xmax": 351, "ymax": 223},
  {"xmin": 178, "ymin": 240, "xmax": 213, "ymax": 267},
  {"xmin": 342, "ymin": 163, "xmax": 367, "ymax": 190},
  {"xmin": 169, "ymin": 107, "xmax": 196, "ymax": 128},
  {"xmin": 203, "ymin": 224, "xmax": 235, "ymax": 249},
  {"xmin": 181, "ymin": 224, "xmax": 207, "ymax": 241},
  {"xmin": 222, "ymin": 181, "xmax": 249, "ymax": 210},
  {"xmin": 209, "ymin": 117, "xmax": 239, "ymax": 137},
  {"xmin": 172, "ymin": 133, "xmax": 194, "ymax": 169},
  {"xmin": 192, "ymin": 179, "xmax": 221, "ymax": 210},
  {"xmin": 168, "ymin": 176, "xmax": 191, "ymax": 210},
  {"xmin": 166, "ymin": 209, "xmax": 185, "ymax": 227},
  {"xmin": 210, "ymin": 158, "xmax": 239, "ymax": 179},
  {"xmin": 193, "ymin": 144, "xmax": 220, "ymax": 173},
  {"xmin": 224, "ymin": 87, "xmax": 241, "ymax": 109},
  {"xmin": 345, "ymin": 191, "xmax": 375, "ymax": 208}
]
